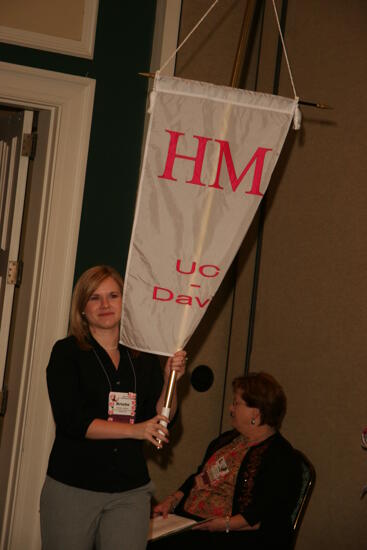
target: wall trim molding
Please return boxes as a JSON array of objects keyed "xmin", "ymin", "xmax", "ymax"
[
  {"xmin": 0, "ymin": 0, "xmax": 99, "ymax": 59},
  {"xmin": 0, "ymin": 61, "xmax": 95, "ymax": 549},
  {"xmin": 151, "ymin": 0, "xmax": 182, "ymax": 75}
]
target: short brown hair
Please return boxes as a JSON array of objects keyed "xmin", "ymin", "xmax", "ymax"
[
  {"xmin": 69, "ymin": 265, "xmax": 124, "ymax": 349},
  {"xmin": 232, "ymin": 372, "xmax": 287, "ymax": 430}
]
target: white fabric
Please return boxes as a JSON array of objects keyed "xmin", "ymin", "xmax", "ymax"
[{"xmin": 120, "ymin": 75, "xmax": 298, "ymax": 355}]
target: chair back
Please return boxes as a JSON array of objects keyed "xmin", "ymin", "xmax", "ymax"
[{"xmin": 291, "ymin": 449, "xmax": 315, "ymax": 545}]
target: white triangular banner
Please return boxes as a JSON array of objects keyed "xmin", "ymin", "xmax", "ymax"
[{"xmin": 120, "ymin": 75, "xmax": 298, "ymax": 355}]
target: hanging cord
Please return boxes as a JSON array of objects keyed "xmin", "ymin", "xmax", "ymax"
[
  {"xmin": 271, "ymin": 0, "xmax": 297, "ymax": 99},
  {"xmin": 244, "ymin": 0, "xmax": 290, "ymax": 376},
  {"xmin": 158, "ymin": 0, "xmax": 219, "ymax": 75}
]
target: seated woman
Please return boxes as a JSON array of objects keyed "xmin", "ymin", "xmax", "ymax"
[{"xmin": 151, "ymin": 372, "xmax": 302, "ymax": 550}]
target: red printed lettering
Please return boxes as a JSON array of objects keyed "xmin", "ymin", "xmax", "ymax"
[
  {"xmin": 208, "ymin": 141, "xmax": 272, "ymax": 196},
  {"xmin": 176, "ymin": 259, "xmax": 220, "ymax": 278},
  {"xmin": 176, "ymin": 295, "xmax": 193, "ymax": 305},
  {"xmin": 195, "ymin": 297, "xmax": 210, "ymax": 308},
  {"xmin": 198, "ymin": 264, "xmax": 220, "ymax": 278},
  {"xmin": 153, "ymin": 287, "xmax": 173, "ymax": 301},
  {"xmin": 176, "ymin": 259, "xmax": 196, "ymax": 275},
  {"xmin": 158, "ymin": 130, "xmax": 272, "ymax": 196},
  {"xmin": 158, "ymin": 130, "xmax": 211, "ymax": 186},
  {"xmin": 152, "ymin": 285, "xmax": 211, "ymax": 309}
]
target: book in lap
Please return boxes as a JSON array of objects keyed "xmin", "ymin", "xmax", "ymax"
[{"xmin": 148, "ymin": 514, "xmax": 209, "ymax": 541}]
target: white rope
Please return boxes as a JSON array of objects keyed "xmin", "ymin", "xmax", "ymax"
[
  {"xmin": 271, "ymin": 0, "xmax": 298, "ymax": 99},
  {"xmin": 157, "ymin": 0, "xmax": 298, "ymax": 103},
  {"xmin": 158, "ymin": 0, "xmax": 219, "ymax": 76}
]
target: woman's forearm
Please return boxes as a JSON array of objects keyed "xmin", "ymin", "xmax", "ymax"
[
  {"xmin": 86, "ymin": 418, "xmax": 135, "ymax": 439},
  {"xmin": 85, "ymin": 415, "xmax": 170, "ymax": 448},
  {"xmin": 229, "ymin": 514, "xmax": 260, "ymax": 531},
  {"xmin": 194, "ymin": 513, "xmax": 260, "ymax": 533}
]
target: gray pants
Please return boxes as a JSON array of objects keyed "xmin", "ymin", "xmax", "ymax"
[{"xmin": 40, "ymin": 476, "xmax": 153, "ymax": 550}]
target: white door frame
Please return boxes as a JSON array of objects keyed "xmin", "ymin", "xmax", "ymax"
[
  {"xmin": 0, "ymin": 110, "xmax": 34, "ymax": 391},
  {"xmin": 0, "ymin": 61, "xmax": 95, "ymax": 550}
]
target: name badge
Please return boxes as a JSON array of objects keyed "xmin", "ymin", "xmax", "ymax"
[
  {"xmin": 108, "ymin": 391, "xmax": 136, "ymax": 424},
  {"xmin": 202, "ymin": 456, "xmax": 230, "ymax": 485}
]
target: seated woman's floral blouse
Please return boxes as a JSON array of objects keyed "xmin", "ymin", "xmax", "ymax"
[{"xmin": 184, "ymin": 434, "xmax": 250, "ymax": 518}]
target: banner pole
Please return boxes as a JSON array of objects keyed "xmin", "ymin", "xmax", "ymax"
[
  {"xmin": 157, "ymin": 369, "xmax": 177, "ymax": 449},
  {"xmin": 230, "ymin": 0, "xmax": 257, "ymax": 87},
  {"xmin": 163, "ymin": 369, "xmax": 177, "ymax": 414},
  {"xmin": 157, "ymin": 0, "xmax": 257, "ymax": 445}
]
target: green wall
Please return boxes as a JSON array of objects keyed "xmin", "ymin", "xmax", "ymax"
[{"xmin": 0, "ymin": 0, "xmax": 157, "ymax": 278}]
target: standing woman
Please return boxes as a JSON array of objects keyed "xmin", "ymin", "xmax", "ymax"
[{"xmin": 40, "ymin": 265, "xmax": 186, "ymax": 550}]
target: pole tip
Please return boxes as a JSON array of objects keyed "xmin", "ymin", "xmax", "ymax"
[{"xmin": 138, "ymin": 72, "xmax": 155, "ymax": 79}]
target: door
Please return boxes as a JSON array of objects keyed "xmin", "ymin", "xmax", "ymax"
[
  {"xmin": 0, "ymin": 63, "xmax": 94, "ymax": 550},
  {"xmin": 0, "ymin": 109, "xmax": 33, "ymax": 412}
]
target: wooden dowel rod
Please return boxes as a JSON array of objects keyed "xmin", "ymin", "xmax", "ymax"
[
  {"xmin": 299, "ymin": 99, "xmax": 333, "ymax": 109},
  {"xmin": 138, "ymin": 73, "xmax": 332, "ymax": 109},
  {"xmin": 230, "ymin": 0, "xmax": 257, "ymax": 88}
]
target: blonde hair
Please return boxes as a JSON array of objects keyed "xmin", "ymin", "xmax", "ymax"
[{"xmin": 69, "ymin": 265, "xmax": 124, "ymax": 349}]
